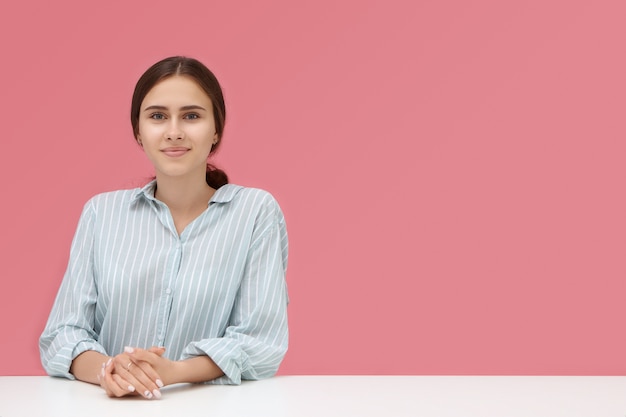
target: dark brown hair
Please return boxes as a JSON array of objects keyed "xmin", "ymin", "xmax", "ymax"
[{"xmin": 131, "ymin": 56, "xmax": 228, "ymax": 188}]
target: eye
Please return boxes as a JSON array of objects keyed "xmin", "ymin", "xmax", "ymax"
[
  {"xmin": 184, "ymin": 113, "xmax": 200, "ymax": 120},
  {"xmin": 149, "ymin": 112, "xmax": 166, "ymax": 120}
]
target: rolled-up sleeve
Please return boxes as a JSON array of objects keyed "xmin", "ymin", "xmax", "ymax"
[
  {"xmin": 39, "ymin": 199, "xmax": 107, "ymax": 379},
  {"xmin": 181, "ymin": 198, "xmax": 289, "ymax": 385}
]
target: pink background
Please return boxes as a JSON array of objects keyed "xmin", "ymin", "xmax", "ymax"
[{"xmin": 1, "ymin": 0, "xmax": 625, "ymax": 376}]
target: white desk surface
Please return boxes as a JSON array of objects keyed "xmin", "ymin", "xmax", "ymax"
[{"xmin": 1, "ymin": 375, "xmax": 625, "ymax": 417}]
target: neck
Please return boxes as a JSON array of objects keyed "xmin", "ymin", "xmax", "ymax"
[{"xmin": 154, "ymin": 173, "xmax": 215, "ymax": 213}]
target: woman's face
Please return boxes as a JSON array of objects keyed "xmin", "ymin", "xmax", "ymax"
[{"xmin": 137, "ymin": 76, "xmax": 218, "ymax": 182}]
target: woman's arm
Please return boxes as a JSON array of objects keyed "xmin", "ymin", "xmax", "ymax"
[
  {"xmin": 178, "ymin": 196, "xmax": 289, "ymax": 385},
  {"xmin": 125, "ymin": 347, "xmax": 224, "ymax": 385},
  {"xmin": 70, "ymin": 350, "xmax": 109, "ymax": 384},
  {"xmin": 39, "ymin": 200, "xmax": 110, "ymax": 378}
]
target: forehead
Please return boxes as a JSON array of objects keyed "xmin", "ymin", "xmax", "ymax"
[{"xmin": 142, "ymin": 76, "xmax": 212, "ymax": 108}]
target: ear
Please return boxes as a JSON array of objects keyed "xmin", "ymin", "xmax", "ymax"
[{"xmin": 136, "ymin": 135, "xmax": 143, "ymax": 147}]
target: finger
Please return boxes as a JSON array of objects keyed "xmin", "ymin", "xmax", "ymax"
[
  {"xmin": 103, "ymin": 359, "xmax": 134, "ymax": 398},
  {"xmin": 124, "ymin": 347, "xmax": 165, "ymax": 389},
  {"xmin": 130, "ymin": 360, "xmax": 165, "ymax": 390},
  {"xmin": 109, "ymin": 373, "xmax": 141, "ymax": 397},
  {"xmin": 148, "ymin": 346, "xmax": 166, "ymax": 356},
  {"xmin": 113, "ymin": 356, "xmax": 159, "ymax": 399},
  {"xmin": 106, "ymin": 361, "xmax": 134, "ymax": 397},
  {"xmin": 100, "ymin": 359, "xmax": 115, "ymax": 397},
  {"xmin": 118, "ymin": 364, "xmax": 161, "ymax": 399},
  {"xmin": 125, "ymin": 346, "xmax": 161, "ymax": 363},
  {"xmin": 111, "ymin": 373, "xmax": 138, "ymax": 396}
]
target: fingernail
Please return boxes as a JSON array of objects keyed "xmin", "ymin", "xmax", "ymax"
[
  {"xmin": 124, "ymin": 346, "xmax": 134, "ymax": 354},
  {"xmin": 156, "ymin": 379, "xmax": 164, "ymax": 388},
  {"xmin": 144, "ymin": 390, "xmax": 152, "ymax": 399},
  {"xmin": 152, "ymin": 389, "xmax": 162, "ymax": 399},
  {"xmin": 101, "ymin": 367, "xmax": 105, "ymax": 377},
  {"xmin": 106, "ymin": 358, "xmax": 112, "ymax": 366},
  {"xmin": 128, "ymin": 385, "xmax": 135, "ymax": 392}
]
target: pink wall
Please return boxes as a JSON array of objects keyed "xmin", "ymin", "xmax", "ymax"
[{"xmin": 1, "ymin": 0, "xmax": 625, "ymax": 376}]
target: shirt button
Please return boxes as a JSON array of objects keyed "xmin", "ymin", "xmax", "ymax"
[{"xmin": 165, "ymin": 288, "xmax": 172, "ymax": 295}]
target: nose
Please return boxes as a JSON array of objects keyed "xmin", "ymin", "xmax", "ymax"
[{"xmin": 165, "ymin": 120, "xmax": 184, "ymax": 140}]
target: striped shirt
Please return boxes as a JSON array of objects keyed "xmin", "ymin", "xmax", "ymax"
[{"xmin": 39, "ymin": 180, "xmax": 288, "ymax": 385}]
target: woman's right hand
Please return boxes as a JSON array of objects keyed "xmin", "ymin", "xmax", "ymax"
[{"xmin": 98, "ymin": 347, "xmax": 166, "ymax": 399}]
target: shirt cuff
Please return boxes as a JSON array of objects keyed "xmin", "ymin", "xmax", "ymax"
[
  {"xmin": 181, "ymin": 338, "xmax": 249, "ymax": 385},
  {"xmin": 45, "ymin": 340, "xmax": 107, "ymax": 380}
]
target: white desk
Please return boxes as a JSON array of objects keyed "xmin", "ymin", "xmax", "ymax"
[{"xmin": 1, "ymin": 375, "xmax": 625, "ymax": 416}]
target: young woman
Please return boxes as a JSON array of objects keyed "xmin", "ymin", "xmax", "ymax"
[{"xmin": 39, "ymin": 56, "xmax": 289, "ymax": 400}]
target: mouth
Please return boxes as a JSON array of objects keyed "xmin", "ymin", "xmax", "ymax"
[{"xmin": 161, "ymin": 147, "xmax": 190, "ymax": 157}]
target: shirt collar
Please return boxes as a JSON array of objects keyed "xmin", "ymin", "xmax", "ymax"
[
  {"xmin": 209, "ymin": 184, "xmax": 243, "ymax": 204},
  {"xmin": 130, "ymin": 180, "xmax": 241, "ymax": 205},
  {"xmin": 131, "ymin": 180, "xmax": 157, "ymax": 204}
]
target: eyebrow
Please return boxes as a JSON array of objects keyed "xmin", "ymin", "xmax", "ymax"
[{"xmin": 143, "ymin": 105, "xmax": 207, "ymax": 112}]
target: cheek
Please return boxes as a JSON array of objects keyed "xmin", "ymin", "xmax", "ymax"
[
  {"xmin": 187, "ymin": 122, "xmax": 213, "ymax": 135},
  {"xmin": 138, "ymin": 122, "xmax": 162, "ymax": 139}
]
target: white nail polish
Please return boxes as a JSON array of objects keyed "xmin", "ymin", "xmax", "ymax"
[
  {"xmin": 144, "ymin": 390, "xmax": 152, "ymax": 399},
  {"xmin": 152, "ymin": 389, "xmax": 162, "ymax": 399},
  {"xmin": 106, "ymin": 358, "xmax": 112, "ymax": 366},
  {"xmin": 156, "ymin": 379, "xmax": 164, "ymax": 388},
  {"xmin": 128, "ymin": 385, "xmax": 135, "ymax": 392},
  {"xmin": 124, "ymin": 346, "xmax": 134, "ymax": 354}
]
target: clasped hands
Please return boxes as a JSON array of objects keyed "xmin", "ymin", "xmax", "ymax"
[{"xmin": 97, "ymin": 346, "xmax": 173, "ymax": 399}]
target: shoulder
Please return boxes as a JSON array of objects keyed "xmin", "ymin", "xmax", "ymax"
[
  {"xmin": 219, "ymin": 185, "xmax": 287, "ymax": 247},
  {"xmin": 83, "ymin": 187, "xmax": 145, "ymax": 213},
  {"xmin": 215, "ymin": 184, "xmax": 281, "ymax": 211},
  {"xmin": 215, "ymin": 184, "xmax": 285, "ymax": 226}
]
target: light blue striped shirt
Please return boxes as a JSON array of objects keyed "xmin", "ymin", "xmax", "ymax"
[{"xmin": 39, "ymin": 181, "xmax": 288, "ymax": 385}]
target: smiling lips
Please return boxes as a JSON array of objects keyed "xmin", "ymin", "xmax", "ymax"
[{"xmin": 162, "ymin": 147, "xmax": 189, "ymax": 157}]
